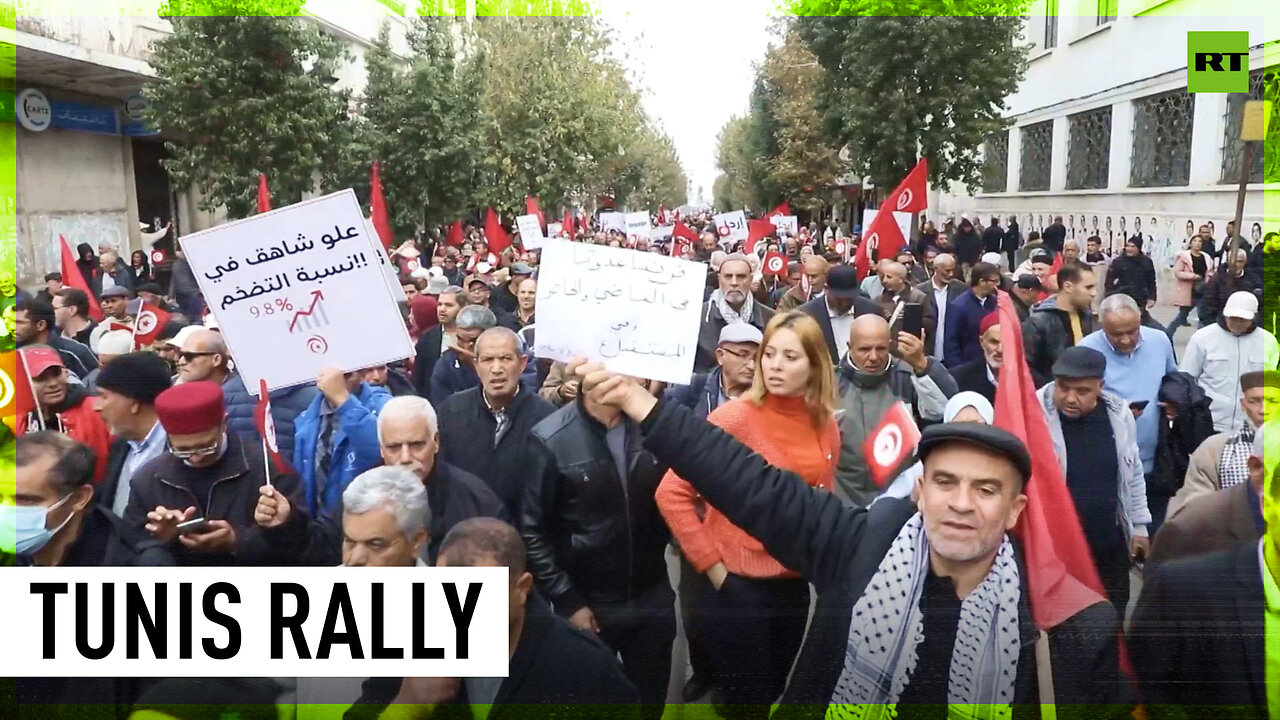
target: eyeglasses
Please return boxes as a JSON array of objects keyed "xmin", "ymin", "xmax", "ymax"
[
  {"xmin": 177, "ymin": 351, "xmax": 218, "ymax": 363},
  {"xmin": 168, "ymin": 438, "xmax": 222, "ymax": 459},
  {"xmin": 719, "ymin": 347, "xmax": 756, "ymax": 361}
]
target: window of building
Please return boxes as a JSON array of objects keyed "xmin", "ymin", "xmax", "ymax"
[
  {"xmin": 1044, "ymin": 0, "xmax": 1059, "ymax": 48},
  {"xmin": 1066, "ymin": 106, "xmax": 1112, "ymax": 190},
  {"xmin": 983, "ymin": 132, "xmax": 1009, "ymax": 193},
  {"xmin": 1096, "ymin": 0, "xmax": 1117, "ymax": 25},
  {"xmin": 1018, "ymin": 121, "xmax": 1053, "ymax": 192},
  {"xmin": 1130, "ymin": 89, "xmax": 1194, "ymax": 187},
  {"xmin": 1220, "ymin": 67, "xmax": 1277, "ymax": 185}
]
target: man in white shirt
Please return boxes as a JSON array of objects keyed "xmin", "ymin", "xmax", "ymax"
[{"xmin": 915, "ymin": 253, "xmax": 965, "ymax": 361}]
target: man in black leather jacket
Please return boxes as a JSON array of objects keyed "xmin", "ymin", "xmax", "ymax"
[{"xmin": 521, "ymin": 393, "xmax": 674, "ymax": 720}]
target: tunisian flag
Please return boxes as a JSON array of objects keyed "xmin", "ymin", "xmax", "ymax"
[
  {"xmin": 671, "ymin": 221, "xmax": 699, "ymax": 258},
  {"xmin": 369, "ymin": 161, "xmax": 393, "ymax": 252},
  {"xmin": 59, "ymin": 236, "xmax": 103, "ymax": 321},
  {"xmin": 854, "ymin": 158, "xmax": 928, "ymax": 280},
  {"xmin": 446, "ymin": 220, "xmax": 465, "ymax": 248},
  {"xmin": 745, "ymin": 219, "xmax": 776, "ymax": 255},
  {"xmin": 256, "ymin": 173, "xmax": 271, "ymax": 213},
  {"xmin": 131, "ymin": 302, "xmax": 171, "ymax": 349},
  {"xmin": 254, "ymin": 378, "xmax": 293, "ymax": 477},
  {"xmin": 992, "ymin": 291, "xmax": 1107, "ymax": 629},
  {"xmin": 767, "ymin": 201, "xmax": 790, "ymax": 218},
  {"xmin": 525, "ymin": 196, "xmax": 546, "ymax": 231},
  {"xmin": 484, "ymin": 208, "xmax": 511, "ymax": 254}
]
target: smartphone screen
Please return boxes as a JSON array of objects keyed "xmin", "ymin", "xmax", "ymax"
[{"xmin": 901, "ymin": 303, "xmax": 925, "ymax": 338}]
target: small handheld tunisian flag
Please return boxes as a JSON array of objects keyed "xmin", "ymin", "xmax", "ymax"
[
  {"xmin": 861, "ymin": 401, "xmax": 921, "ymax": 488},
  {"xmin": 762, "ymin": 251, "xmax": 786, "ymax": 276},
  {"xmin": 132, "ymin": 302, "xmax": 171, "ymax": 349},
  {"xmin": 854, "ymin": 159, "xmax": 928, "ymax": 280},
  {"xmin": 60, "ymin": 236, "xmax": 103, "ymax": 322},
  {"xmin": 671, "ymin": 221, "xmax": 698, "ymax": 258},
  {"xmin": 992, "ymin": 291, "xmax": 1108, "ymax": 629},
  {"xmin": 254, "ymin": 378, "xmax": 292, "ymax": 479},
  {"xmin": 256, "ymin": 173, "xmax": 271, "ymax": 213},
  {"xmin": 484, "ymin": 208, "xmax": 511, "ymax": 255}
]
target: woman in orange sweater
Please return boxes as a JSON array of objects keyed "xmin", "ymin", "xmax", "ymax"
[{"xmin": 657, "ymin": 312, "xmax": 838, "ymax": 717}]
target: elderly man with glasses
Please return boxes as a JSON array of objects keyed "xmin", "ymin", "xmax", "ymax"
[
  {"xmin": 176, "ymin": 328, "xmax": 232, "ymax": 385},
  {"xmin": 123, "ymin": 381, "xmax": 304, "ymax": 566}
]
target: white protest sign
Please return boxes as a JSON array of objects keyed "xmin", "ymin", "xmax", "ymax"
[
  {"xmin": 862, "ymin": 208, "xmax": 914, "ymax": 240},
  {"xmin": 771, "ymin": 215, "xmax": 799, "ymax": 236},
  {"xmin": 516, "ymin": 213, "xmax": 543, "ymax": 247},
  {"xmin": 600, "ymin": 211, "xmax": 626, "ymax": 234},
  {"xmin": 547, "ymin": 222, "xmax": 563, "ymax": 238},
  {"xmin": 181, "ymin": 189, "xmax": 414, "ymax": 392},
  {"xmin": 650, "ymin": 225, "xmax": 674, "ymax": 241},
  {"xmin": 714, "ymin": 210, "xmax": 748, "ymax": 243},
  {"xmin": 624, "ymin": 211, "xmax": 650, "ymax": 243},
  {"xmin": 534, "ymin": 240, "xmax": 706, "ymax": 386}
]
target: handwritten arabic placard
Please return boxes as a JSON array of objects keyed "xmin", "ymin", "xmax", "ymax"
[
  {"xmin": 770, "ymin": 215, "xmax": 798, "ymax": 236},
  {"xmin": 180, "ymin": 189, "xmax": 414, "ymax": 393},
  {"xmin": 516, "ymin": 214, "xmax": 544, "ymax": 249},
  {"xmin": 600, "ymin": 212, "xmax": 626, "ymax": 234},
  {"xmin": 534, "ymin": 240, "xmax": 705, "ymax": 386},
  {"xmin": 714, "ymin": 211, "xmax": 748, "ymax": 243}
]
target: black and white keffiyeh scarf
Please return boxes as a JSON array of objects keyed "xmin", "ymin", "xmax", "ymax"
[
  {"xmin": 826, "ymin": 513, "xmax": 1021, "ymax": 720},
  {"xmin": 1219, "ymin": 423, "xmax": 1256, "ymax": 489},
  {"xmin": 710, "ymin": 288, "xmax": 754, "ymax": 326}
]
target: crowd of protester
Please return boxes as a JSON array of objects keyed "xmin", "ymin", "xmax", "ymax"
[{"xmin": 3, "ymin": 208, "xmax": 1278, "ymax": 720}]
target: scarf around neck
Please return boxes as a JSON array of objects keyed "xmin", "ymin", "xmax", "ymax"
[
  {"xmin": 711, "ymin": 288, "xmax": 754, "ymax": 325},
  {"xmin": 826, "ymin": 513, "xmax": 1021, "ymax": 720}
]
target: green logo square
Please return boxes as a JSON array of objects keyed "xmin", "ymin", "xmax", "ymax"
[{"xmin": 1187, "ymin": 31, "xmax": 1249, "ymax": 93}]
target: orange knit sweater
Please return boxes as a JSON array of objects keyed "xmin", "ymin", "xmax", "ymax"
[{"xmin": 656, "ymin": 393, "xmax": 839, "ymax": 579}]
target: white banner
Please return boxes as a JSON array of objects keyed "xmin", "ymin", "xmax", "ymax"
[
  {"xmin": 862, "ymin": 208, "xmax": 914, "ymax": 240},
  {"xmin": 624, "ymin": 211, "xmax": 650, "ymax": 243},
  {"xmin": 770, "ymin": 215, "xmax": 799, "ymax": 236},
  {"xmin": 515, "ymin": 214, "xmax": 543, "ymax": 248},
  {"xmin": 181, "ymin": 189, "xmax": 414, "ymax": 392},
  {"xmin": 600, "ymin": 212, "xmax": 626, "ymax": 234},
  {"xmin": 0, "ymin": 567, "xmax": 508, "ymax": 678},
  {"xmin": 713, "ymin": 210, "xmax": 748, "ymax": 243},
  {"xmin": 533, "ymin": 240, "xmax": 706, "ymax": 385},
  {"xmin": 650, "ymin": 225, "xmax": 674, "ymax": 241}
]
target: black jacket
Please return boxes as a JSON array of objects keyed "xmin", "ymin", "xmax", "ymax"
[
  {"xmin": 953, "ymin": 225, "xmax": 983, "ymax": 265},
  {"xmin": 1042, "ymin": 223, "xmax": 1067, "ymax": 254},
  {"xmin": 1129, "ymin": 547, "xmax": 1268, "ymax": 718},
  {"xmin": 412, "ymin": 324, "xmax": 446, "ymax": 398},
  {"xmin": 1022, "ymin": 297, "xmax": 1095, "ymax": 380},
  {"xmin": 438, "ymin": 387, "xmax": 556, "ymax": 515},
  {"xmin": 1153, "ymin": 372, "xmax": 1216, "ymax": 497},
  {"xmin": 1105, "ymin": 253, "xmax": 1157, "ymax": 307},
  {"xmin": 798, "ymin": 294, "xmax": 884, "ymax": 365},
  {"xmin": 949, "ymin": 359, "xmax": 1046, "ymax": 406},
  {"xmin": 17, "ymin": 505, "xmax": 173, "ymax": 568},
  {"xmin": 490, "ymin": 281, "xmax": 520, "ymax": 315},
  {"xmin": 122, "ymin": 433, "xmax": 304, "ymax": 566},
  {"xmin": 260, "ymin": 460, "xmax": 508, "ymax": 566},
  {"xmin": 983, "ymin": 224, "xmax": 1005, "ymax": 253},
  {"xmin": 1199, "ymin": 269, "xmax": 1260, "ymax": 327},
  {"xmin": 346, "ymin": 594, "xmax": 640, "ymax": 720},
  {"xmin": 522, "ymin": 400, "xmax": 671, "ymax": 617},
  {"xmin": 634, "ymin": 399, "xmax": 1132, "ymax": 719},
  {"xmin": 1003, "ymin": 222, "xmax": 1022, "ymax": 253}
]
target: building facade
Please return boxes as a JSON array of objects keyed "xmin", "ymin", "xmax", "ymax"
[
  {"xmin": 8, "ymin": 0, "xmax": 415, "ymax": 287},
  {"xmin": 936, "ymin": 0, "xmax": 1276, "ymax": 272}
]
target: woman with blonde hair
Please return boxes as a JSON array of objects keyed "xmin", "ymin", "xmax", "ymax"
[{"xmin": 657, "ymin": 312, "xmax": 839, "ymax": 717}]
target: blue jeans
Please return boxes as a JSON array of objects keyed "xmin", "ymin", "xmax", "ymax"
[{"xmin": 1165, "ymin": 305, "xmax": 1194, "ymax": 339}]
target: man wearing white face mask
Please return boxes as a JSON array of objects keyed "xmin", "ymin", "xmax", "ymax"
[{"xmin": 3, "ymin": 432, "xmax": 173, "ymax": 566}]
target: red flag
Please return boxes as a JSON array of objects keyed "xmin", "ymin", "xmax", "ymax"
[
  {"xmin": 992, "ymin": 291, "xmax": 1108, "ymax": 629},
  {"xmin": 446, "ymin": 220, "xmax": 465, "ymax": 248},
  {"xmin": 256, "ymin": 173, "xmax": 271, "ymax": 213},
  {"xmin": 657, "ymin": 204, "xmax": 667, "ymax": 225},
  {"xmin": 132, "ymin": 302, "xmax": 171, "ymax": 349},
  {"xmin": 562, "ymin": 209, "xmax": 575, "ymax": 238},
  {"xmin": 525, "ymin": 196, "xmax": 546, "ymax": 230},
  {"xmin": 854, "ymin": 211, "xmax": 905, "ymax": 281},
  {"xmin": 674, "ymin": 208, "xmax": 682, "ymax": 222},
  {"xmin": 745, "ymin": 219, "xmax": 775, "ymax": 255},
  {"xmin": 767, "ymin": 202, "xmax": 790, "ymax": 218},
  {"xmin": 861, "ymin": 401, "xmax": 921, "ymax": 487},
  {"xmin": 484, "ymin": 208, "xmax": 511, "ymax": 255},
  {"xmin": 59, "ymin": 236, "xmax": 103, "ymax": 322},
  {"xmin": 879, "ymin": 159, "xmax": 928, "ymax": 214},
  {"xmin": 369, "ymin": 161, "xmax": 393, "ymax": 253},
  {"xmin": 671, "ymin": 221, "xmax": 699, "ymax": 258},
  {"xmin": 762, "ymin": 251, "xmax": 786, "ymax": 276},
  {"xmin": 0, "ymin": 351, "xmax": 26, "ymax": 434},
  {"xmin": 254, "ymin": 378, "xmax": 293, "ymax": 477}
]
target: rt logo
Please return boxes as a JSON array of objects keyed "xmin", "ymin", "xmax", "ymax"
[{"xmin": 1187, "ymin": 31, "xmax": 1249, "ymax": 93}]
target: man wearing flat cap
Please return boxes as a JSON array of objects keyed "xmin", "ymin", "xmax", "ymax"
[
  {"xmin": 123, "ymin": 381, "xmax": 304, "ymax": 566},
  {"xmin": 1037, "ymin": 346, "xmax": 1151, "ymax": 612},
  {"xmin": 93, "ymin": 352, "xmax": 172, "ymax": 518},
  {"xmin": 570, "ymin": 359, "xmax": 1131, "ymax": 717}
]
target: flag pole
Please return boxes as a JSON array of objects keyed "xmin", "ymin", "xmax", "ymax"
[
  {"xmin": 21, "ymin": 357, "xmax": 46, "ymax": 432},
  {"xmin": 262, "ymin": 436, "xmax": 273, "ymax": 489}
]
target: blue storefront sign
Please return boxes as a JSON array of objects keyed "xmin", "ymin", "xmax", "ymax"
[
  {"xmin": 12, "ymin": 89, "xmax": 159, "ymax": 137},
  {"xmin": 49, "ymin": 99, "xmax": 120, "ymax": 135}
]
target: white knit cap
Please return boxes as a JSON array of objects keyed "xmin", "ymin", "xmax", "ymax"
[{"xmin": 97, "ymin": 330, "xmax": 135, "ymax": 356}]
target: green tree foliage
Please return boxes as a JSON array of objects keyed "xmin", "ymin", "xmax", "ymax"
[
  {"xmin": 790, "ymin": 4, "xmax": 1031, "ymax": 191},
  {"xmin": 143, "ymin": 13, "xmax": 352, "ymax": 218}
]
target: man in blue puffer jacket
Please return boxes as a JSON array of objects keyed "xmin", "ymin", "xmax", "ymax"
[
  {"xmin": 292, "ymin": 367, "xmax": 391, "ymax": 518},
  {"xmin": 222, "ymin": 375, "xmax": 318, "ymax": 464}
]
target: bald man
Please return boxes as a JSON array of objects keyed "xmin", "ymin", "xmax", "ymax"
[
  {"xmin": 177, "ymin": 329, "xmax": 232, "ymax": 384},
  {"xmin": 833, "ymin": 314, "xmax": 957, "ymax": 505},
  {"xmin": 776, "ymin": 256, "xmax": 829, "ymax": 312},
  {"xmin": 876, "ymin": 261, "xmax": 934, "ymax": 343},
  {"xmin": 915, "ymin": 253, "xmax": 966, "ymax": 362}
]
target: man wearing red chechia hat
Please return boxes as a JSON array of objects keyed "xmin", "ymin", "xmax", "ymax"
[
  {"xmin": 122, "ymin": 381, "xmax": 304, "ymax": 565},
  {"xmin": 17, "ymin": 345, "xmax": 111, "ymax": 483}
]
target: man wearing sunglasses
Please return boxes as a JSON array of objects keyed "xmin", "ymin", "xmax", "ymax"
[
  {"xmin": 122, "ymin": 381, "xmax": 304, "ymax": 566},
  {"xmin": 176, "ymin": 328, "xmax": 232, "ymax": 385}
]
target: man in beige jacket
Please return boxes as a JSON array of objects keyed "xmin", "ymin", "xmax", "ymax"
[{"xmin": 1167, "ymin": 369, "xmax": 1279, "ymax": 518}]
